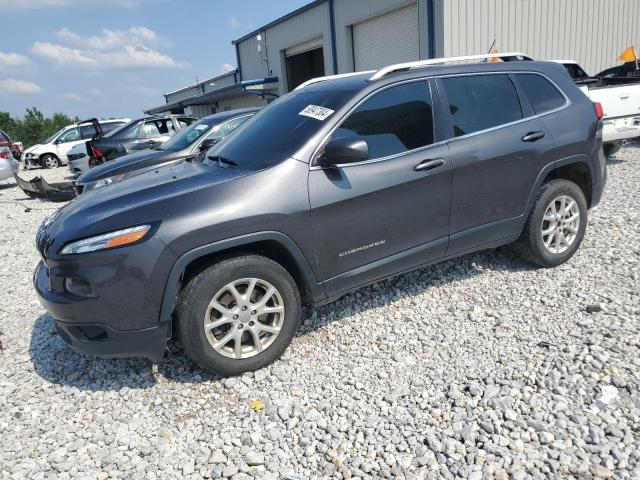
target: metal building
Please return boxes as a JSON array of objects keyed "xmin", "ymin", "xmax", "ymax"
[{"xmin": 146, "ymin": 0, "xmax": 639, "ymax": 117}]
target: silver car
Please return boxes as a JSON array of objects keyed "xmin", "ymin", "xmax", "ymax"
[{"xmin": 0, "ymin": 146, "xmax": 17, "ymax": 181}]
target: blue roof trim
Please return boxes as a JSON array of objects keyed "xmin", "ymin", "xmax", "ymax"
[{"xmin": 232, "ymin": 0, "xmax": 326, "ymax": 45}]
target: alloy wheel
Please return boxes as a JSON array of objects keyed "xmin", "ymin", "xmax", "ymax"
[
  {"xmin": 541, "ymin": 194, "xmax": 580, "ymax": 254},
  {"xmin": 203, "ymin": 277, "xmax": 285, "ymax": 359}
]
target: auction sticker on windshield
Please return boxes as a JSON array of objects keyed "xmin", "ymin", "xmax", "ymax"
[{"xmin": 299, "ymin": 105, "xmax": 335, "ymax": 121}]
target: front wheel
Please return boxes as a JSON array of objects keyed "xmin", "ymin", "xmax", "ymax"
[
  {"xmin": 515, "ymin": 179, "xmax": 588, "ymax": 268},
  {"xmin": 40, "ymin": 154, "xmax": 59, "ymax": 169},
  {"xmin": 176, "ymin": 255, "xmax": 301, "ymax": 376}
]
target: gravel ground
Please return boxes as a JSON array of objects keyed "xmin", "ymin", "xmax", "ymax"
[{"xmin": 0, "ymin": 148, "xmax": 638, "ymax": 480}]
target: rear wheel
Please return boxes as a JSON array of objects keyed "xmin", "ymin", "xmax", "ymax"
[
  {"xmin": 40, "ymin": 154, "xmax": 59, "ymax": 169},
  {"xmin": 515, "ymin": 179, "xmax": 587, "ymax": 268},
  {"xmin": 176, "ymin": 255, "xmax": 301, "ymax": 375}
]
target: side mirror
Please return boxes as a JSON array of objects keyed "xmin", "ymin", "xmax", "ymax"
[
  {"xmin": 199, "ymin": 137, "xmax": 219, "ymax": 151},
  {"xmin": 317, "ymin": 137, "xmax": 369, "ymax": 167}
]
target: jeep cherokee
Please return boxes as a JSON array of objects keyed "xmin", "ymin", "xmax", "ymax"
[{"xmin": 34, "ymin": 54, "xmax": 606, "ymax": 375}]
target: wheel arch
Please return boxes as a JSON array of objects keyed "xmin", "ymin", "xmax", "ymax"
[
  {"xmin": 527, "ymin": 156, "xmax": 594, "ymax": 214},
  {"xmin": 159, "ymin": 232, "xmax": 325, "ymax": 326}
]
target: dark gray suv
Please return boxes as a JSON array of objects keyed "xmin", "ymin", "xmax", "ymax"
[{"xmin": 34, "ymin": 55, "xmax": 606, "ymax": 375}]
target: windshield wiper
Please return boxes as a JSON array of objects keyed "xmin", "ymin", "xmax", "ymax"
[{"xmin": 207, "ymin": 155, "xmax": 237, "ymax": 167}]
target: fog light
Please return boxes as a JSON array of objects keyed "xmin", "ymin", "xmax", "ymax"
[{"xmin": 64, "ymin": 277, "xmax": 95, "ymax": 298}]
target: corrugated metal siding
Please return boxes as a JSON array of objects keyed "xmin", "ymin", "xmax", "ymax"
[
  {"xmin": 236, "ymin": 1, "xmax": 330, "ymax": 91},
  {"xmin": 218, "ymin": 95, "xmax": 267, "ymax": 111},
  {"xmin": 440, "ymin": 0, "xmax": 640, "ymax": 74},
  {"xmin": 166, "ymin": 86, "xmax": 201, "ymax": 103}
]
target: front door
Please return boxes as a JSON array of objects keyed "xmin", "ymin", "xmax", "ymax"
[
  {"xmin": 437, "ymin": 73, "xmax": 556, "ymax": 253},
  {"xmin": 309, "ymin": 79, "xmax": 451, "ymax": 294}
]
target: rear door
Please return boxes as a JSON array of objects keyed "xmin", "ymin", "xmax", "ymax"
[
  {"xmin": 309, "ymin": 79, "xmax": 451, "ymax": 291},
  {"xmin": 438, "ymin": 72, "xmax": 557, "ymax": 254}
]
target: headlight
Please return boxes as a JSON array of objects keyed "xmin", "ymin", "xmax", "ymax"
[
  {"xmin": 61, "ymin": 225, "xmax": 151, "ymax": 254},
  {"xmin": 82, "ymin": 174, "xmax": 125, "ymax": 193}
]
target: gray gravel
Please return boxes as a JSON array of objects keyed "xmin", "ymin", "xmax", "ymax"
[{"xmin": 1, "ymin": 149, "xmax": 639, "ymax": 480}]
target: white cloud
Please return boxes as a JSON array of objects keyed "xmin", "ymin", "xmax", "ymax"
[
  {"xmin": 63, "ymin": 92, "xmax": 86, "ymax": 101},
  {"xmin": 220, "ymin": 63, "xmax": 235, "ymax": 73},
  {"xmin": 0, "ymin": 51, "xmax": 32, "ymax": 67},
  {"xmin": 0, "ymin": 78, "xmax": 42, "ymax": 94},
  {"xmin": 32, "ymin": 26, "xmax": 188, "ymax": 70},
  {"xmin": 0, "ymin": 0, "xmax": 138, "ymax": 9},
  {"xmin": 227, "ymin": 16, "xmax": 253, "ymax": 31}
]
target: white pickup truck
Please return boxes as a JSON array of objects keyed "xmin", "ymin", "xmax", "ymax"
[{"xmin": 557, "ymin": 60, "xmax": 640, "ymax": 156}]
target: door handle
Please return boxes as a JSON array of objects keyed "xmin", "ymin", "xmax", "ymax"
[
  {"xmin": 521, "ymin": 131, "xmax": 546, "ymax": 142},
  {"xmin": 414, "ymin": 158, "xmax": 445, "ymax": 171}
]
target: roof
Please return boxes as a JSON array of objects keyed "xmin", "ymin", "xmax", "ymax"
[
  {"xmin": 232, "ymin": 0, "xmax": 325, "ymax": 44},
  {"xmin": 145, "ymin": 76, "xmax": 278, "ymax": 114},
  {"xmin": 298, "ymin": 60, "xmax": 558, "ymax": 94},
  {"xmin": 164, "ymin": 69, "xmax": 238, "ymax": 97}
]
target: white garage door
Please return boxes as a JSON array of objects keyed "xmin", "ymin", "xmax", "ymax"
[{"xmin": 353, "ymin": 3, "xmax": 419, "ymax": 71}]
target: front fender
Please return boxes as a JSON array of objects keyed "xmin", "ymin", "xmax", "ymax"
[{"xmin": 159, "ymin": 231, "xmax": 325, "ymax": 325}]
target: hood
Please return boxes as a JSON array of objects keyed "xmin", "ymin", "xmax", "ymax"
[
  {"xmin": 77, "ymin": 148, "xmax": 175, "ymax": 185},
  {"xmin": 43, "ymin": 160, "xmax": 252, "ymax": 248},
  {"xmin": 24, "ymin": 144, "xmax": 43, "ymax": 155}
]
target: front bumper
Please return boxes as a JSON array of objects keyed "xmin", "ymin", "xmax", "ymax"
[
  {"xmin": 33, "ymin": 235, "xmax": 177, "ymax": 361},
  {"xmin": 68, "ymin": 156, "xmax": 89, "ymax": 175},
  {"xmin": 55, "ymin": 319, "xmax": 168, "ymax": 362}
]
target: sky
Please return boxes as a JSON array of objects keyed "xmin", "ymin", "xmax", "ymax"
[{"xmin": 0, "ymin": 0, "xmax": 309, "ymax": 119}]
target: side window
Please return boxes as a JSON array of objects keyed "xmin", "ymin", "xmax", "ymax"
[
  {"xmin": 206, "ymin": 115, "xmax": 252, "ymax": 143},
  {"xmin": 142, "ymin": 121, "xmax": 162, "ymax": 138},
  {"xmin": 329, "ymin": 81, "xmax": 435, "ymax": 161},
  {"xmin": 178, "ymin": 118, "xmax": 193, "ymax": 128},
  {"xmin": 441, "ymin": 74, "xmax": 522, "ymax": 137},
  {"xmin": 100, "ymin": 122, "xmax": 122, "ymax": 134},
  {"xmin": 117, "ymin": 123, "xmax": 141, "ymax": 140},
  {"xmin": 80, "ymin": 124, "xmax": 98, "ymax": 139},
  {"xmin": 57, "ymin": 128, "xmax": 81, "ymax": 143},
  {"xmin": 515, "ymin": 73, "xmax": 566, "ymax": 114}
]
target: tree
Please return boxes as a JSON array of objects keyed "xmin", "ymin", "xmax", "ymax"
[{"xmin": 0, "ymin": 108, "xmax": 75, "ymax": 148}]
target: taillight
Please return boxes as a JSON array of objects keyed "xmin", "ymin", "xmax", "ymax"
[
  {"xmin": 594, "ymin": 102, "xmax": 604, "ymax": 120},
  {"xmin": 0, "ymin": 151, "xmax": 8, "ymax": 159},
  {"xmin": 91, "ymin": 145, "xmax": 103, "ymax": 158}
]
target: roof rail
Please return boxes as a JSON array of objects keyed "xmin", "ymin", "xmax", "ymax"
[
  {"xmin": 294, "ymin": 70, "xmax": 375, "ymax": 91},
  {"xmin": 369, "ymin": 52, "xmax": 534, "ymax": 80}
]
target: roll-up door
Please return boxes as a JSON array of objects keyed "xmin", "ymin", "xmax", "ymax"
[
  {"xmin": 353, "ymin": 3, "xmax": 419, "ymax": 71},
  {"xmin": 286, "ymin": 37, "xmax": 323, "ymax": 57}
]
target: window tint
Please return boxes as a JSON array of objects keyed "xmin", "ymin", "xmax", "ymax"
[
  {"xmin": 330, "ymin": 81, "xmax": 434, "ymax": 160},
  {"xmin": 57, "ymin": 128, "xmax": 81, "ymax": 143},
  {"xmin": 442, "ymin": 74, "xmax": 522, "ymax": 137},
  {"xmin": 515, "ymin": 73, "xmax": 566, "ymax": 114},
  {"xmin": 208, "ymin": 90, "xmax": 351, "ymax": 171},
  {"xmin": 80, "ymin": 124, "xmax": 98, "ymax": 139},
  {"xmin": 100, "ymin": 122, "xmax": 124, "ymax": 134}
]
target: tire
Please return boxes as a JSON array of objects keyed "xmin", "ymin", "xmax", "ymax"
[
  {"xmin": 603, "ymin": 141, "xmax": 623, "ymax": 158},
  {"xmin": 40, "ymin": 154, "xmax": 59, "ymax": 169},
  {"xmin": 176, "ymin": 255, "xmax": 301, "ymax": 376},
  {"xmin": 514, "ymin": 179, "xmax": 588, "ymax": 268}
]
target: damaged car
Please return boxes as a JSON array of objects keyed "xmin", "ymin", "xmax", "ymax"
[
  {"xmin": 67, "ymin": 114, "xmax": 195, "ymax": 175},
  {"xmin": 75, "ymin": 108, "xmax": 258, "ymax": 194}
]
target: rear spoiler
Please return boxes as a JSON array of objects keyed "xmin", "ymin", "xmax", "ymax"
[{"xmin": 77, "ymin": 118, "xmax": 104, "ymax": 140}]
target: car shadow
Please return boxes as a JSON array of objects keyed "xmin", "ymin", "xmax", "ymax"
[{"xmin": 30, "ymin": 246, "xmax": 535, "ymax": 390}]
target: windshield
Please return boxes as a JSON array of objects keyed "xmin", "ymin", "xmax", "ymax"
[
  {"xmin": 43, "ymin": 128, "xmax": 65, "ymax": 144},
  {"xmin": 160, "ymin": 117, "xmax": 219, "ymax": 152},
  {"xmin": 206, "ymin": 91, "xmax": 351, "ymax": 170}
]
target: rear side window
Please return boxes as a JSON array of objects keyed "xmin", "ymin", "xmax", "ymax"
[
  {"xmin": 330, "ymin": 81, "xmax": 435, "ymax": 160},
  {"xmin": 441, "ymin": 74, "xmax": 522, "ymax": 137},
  {"xmin": 515, "ymin": 73, "xmax": 566, "ymax": 114}
]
